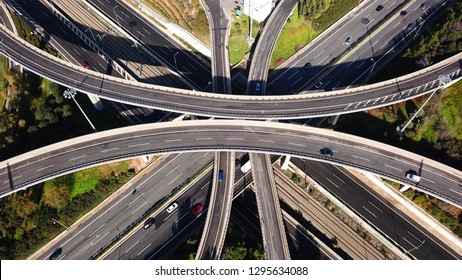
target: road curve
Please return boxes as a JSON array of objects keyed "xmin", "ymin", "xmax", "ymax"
[
  {"xmin": 1, "ymin": 120, "xmax": 462, "ymax": 207},
  {"xmin": 0, "ymin": 24, "xmax": 461, "ymax": 119}
]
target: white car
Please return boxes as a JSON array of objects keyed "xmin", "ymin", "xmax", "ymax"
[
  {"xmin": 166, "ymin": 202, "xmax": 178, "ymax": 213},
  {"xmin": 406, "ymin": 172, "xmax": 421, "ymax": 183}
]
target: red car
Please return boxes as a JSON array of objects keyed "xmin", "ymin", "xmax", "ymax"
[
  {"xmin": 192, "ymin": 203, "xmax": 203, "ymax": 215},
  {"xmin": 82, "ymin": 60, "xmax": 90, "ymax": 69}
]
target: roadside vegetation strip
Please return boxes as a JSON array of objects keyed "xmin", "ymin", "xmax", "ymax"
[
  {"xmin": 92, "ymin": 162, "xmax": 214, "ymax": 260},
  {"xmin": 270, "ymin": 0, "xmax": 359, "ymax": 69},
  {"xmin": 138, "ymin": 0, "xmax": 209, "ymax": 44},
  {"xmin": 228, "ymin": 14, "xmax": 261, "ymax": 65}
]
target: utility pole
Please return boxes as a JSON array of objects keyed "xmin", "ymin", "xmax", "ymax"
[
  {"xmin": 397, "ymin": 75, "xmax": 451, "ymax": 134},
  {"xmin": 63, "ymin": 88, "xmax": 97, "ymax": 132}
]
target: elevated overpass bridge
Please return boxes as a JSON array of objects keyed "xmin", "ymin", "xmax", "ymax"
[
  {"xmin": 1, "ymin": 24, "xmax": 461, "ymax": 120},
  {"xmin": 1, "ymin": 120, "xmax": 462, "ymax": 208}
]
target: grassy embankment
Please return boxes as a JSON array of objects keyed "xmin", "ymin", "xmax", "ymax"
[
  {"xmin": 140, "ymin": 0, "xmax": 209, "ymax": 45},
  {"xmin": 270, "ymin": 0, "xmax": 359, "ymax": 69}
]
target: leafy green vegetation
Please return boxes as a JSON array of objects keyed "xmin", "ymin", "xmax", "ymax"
[
  {"xmin": 311, "ymin": 0, "xmax": 359, "ymax": 31},
  {"xmin": 403, "ymin": 2, "xmax": 462, "ymax": 65},
  {"xmin": 0, "ymin": 162, "xmax": 137, "ymax": 259},
  {"xmin": 224, "ymin": 223, "xmax": 265, "ymax": 260},
  {"xmin": 271, "ymin": 6, "xmax": 313, "ymax": 68},
  {"xmin": 140, "ymin": 0, "xmax": 209, "ymax": 44},
  {"xmin": 270, "ymin": 0, "xmax": 358, "ymax": 68},
  {"xmin": 402, "ymin": 189, "xmax": 462, "ymax": 237},
  {"xmin": 229, "ymin": 15, "xmax": 261, "ymax": 65}
]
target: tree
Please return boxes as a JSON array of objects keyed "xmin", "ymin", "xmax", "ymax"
[
  {"xmin": 62, "ymin": 105, "xmax": 73, "ymax": 117},
  {"xmin": 227, "ymin": 242, "xmax": 248, "ymax": 260}
]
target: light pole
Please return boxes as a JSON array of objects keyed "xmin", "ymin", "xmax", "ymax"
[
  {"xmin": 63, "ymin": 88, "xmax": 97, "ymax": 132},
  {"xmin": 113, "ymin": 5, "xmax": 120, "ymax": 26},
  {"xmin": 173, "ymin": 51, "xmax": 179, "ymax": 71},
  {"xmin": 366, "ymin": 57, "xmax": 376, "ymax": 81},
  {"xmin": 84, "ymin": 28, "xmax": 96, "ymax": 42},
  {"xmin": 397, "ymin": 75, "xmax": 451, "ymax": 134},
  {"xmin": 52, "ymin": 218, "xmax": 69, "ymax": 230},
  {"xmin": 404, "ymin": 240, "xmax": 425, "ymax": 257}
]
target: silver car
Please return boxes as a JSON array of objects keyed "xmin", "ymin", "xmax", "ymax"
[{"xmin": 405, "ymin": 172, "xmax": 421, "ymax": 183}]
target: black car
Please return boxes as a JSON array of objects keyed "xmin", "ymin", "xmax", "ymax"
[
  {"xmin": 376, "ymin": 5, "xmax": 384, "ymax": 11},
  {"xmin": 361, "ymin": 18, "xmax": 370, "ymax": 25},
  {"xmin": 320, "ymin": 148, "xmax": 333, "ymax": 157},
  {"xmin": 304, "ymin": 62, "xmax": 312, "ymax": 69},
  {"xmin": 49, "ymin": 247, "xmax": 62, "ymax": 260},
  {"xmin": 143, "ymin": 217, "xmax": 156, "ymax": 229},
  {"xmin": 400, "ymin": 10, "xmax": 408, "ymax": 16}
]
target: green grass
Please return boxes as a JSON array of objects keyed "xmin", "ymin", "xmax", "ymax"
[
  {"xmin": 441, "ymin": 83, "xmax": 462, "ymax": 140},
  {"xmin": 71, "ymin": 168, "xmax": 101, "ymax": 198},
  {"xmin": 228, "ymin": 14, "xmax": 261, "ymax": 65},
  {"xmin": 271, "ymin": 6, "xmax": 313, "ymax": 68}
]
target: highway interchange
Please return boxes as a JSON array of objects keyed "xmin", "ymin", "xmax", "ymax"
[{"xmin": 0, "ymin": 0, "xmax": 460, "ymax": 260}]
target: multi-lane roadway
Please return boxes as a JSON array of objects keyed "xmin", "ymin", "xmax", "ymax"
[
  {"xmin": 2, "ymin": 120, "xmax": 462, "ymax": 208},
  {"xmin": 31, "ymin": 153, "xmax": 213, "ymax": 260},
  {"xmin": 1, "ymin": 23, "xmax": 460, "ymax": 119}
]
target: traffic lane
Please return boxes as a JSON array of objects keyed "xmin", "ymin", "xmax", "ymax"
[
  {"xmin": 247, "ymin": 0, "xmax": 299, "ymax": 95},
  {"xmin": 268, "ymin": 0, "xmax": 410, "ymax": 92},
  {"xmin": 251, "ymin": 154, "xmax": 286, "ymax": 259},
  {"xmin": 0, "ymin": 3, "xmax": 14, "ymax": 31},
  {"xmin": 233, "ymin": 189, "xmax": 326, "ymax": 260},
  {"xmin": 40, "ymin": 153, "xmax": 213, "ymax": 259},
  {"xmin": 114, "ymin": 173, "xmax": 213, "ymax": 260},
  {"xmin": 293, "ymin": 158, "xmax": 460, "ymax": 259},
  {"xmin": 3, "ymin": 120, "xmax": 462, "ymax": 206},
  {"xmin": 88, "ymin": 0, "xmax": 211, "ymax": 89},
  {"xmin": 268, "ymin": 0, "xmax": 442, "ymax": 93},
  {"xmin": 313, "ymin": 0, "xmax": 447, "ymax": 90},
  {"xmin": 1, "ymin": 23, "xmax": 460, "ymax": 120},
  {"xmin": 198, "ymin": 152, "xmax": 232, "ymax": 259},
  {"xmin": 14, "ymin": 0, "xmax": 115, "ymax": 75}
]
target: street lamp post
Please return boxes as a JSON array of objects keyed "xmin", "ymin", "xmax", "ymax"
[
  {"xmin": 366, "ymin": 57, "xmax": 377, "ymax": 81},
  {"xmin": 404, "ymin": 240, "xmax": 425, "ymax": 257},
  {"xmin": 63, "ymin": 88, "xmax": 97, "ymax": 132},
  {"xmin": 84, "ymin": 28, "xmax": 96, "ymax": 43},
  {"xmin": 398, "ymin": 75, "xmax": 451, "ymax": 134},
  {"xmin": 52, "ymin": 218, "xmax": 69, "ymax": 230},
  {"xmin": 173, "ymin": 51, "xmax": 179, "ymax": 71},
  {"xmin": 113, "ymin": 5, "xmax": 120, "ymax": 26}
]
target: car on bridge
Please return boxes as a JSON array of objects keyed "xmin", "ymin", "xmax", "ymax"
[
  {"xmin": 406, "ymin": 171, "xmax": 421, "ymax": 183},
  {"xmin": 255, "ymin": 82, "xmax": 261, "ymax": 92},
  {"xmin": 82, "ymin": 60, "xmax": 90, "ymax": 69},
  {"xmin": 218, "ymin": 170, "xmax": 224, "ymax": 182},
  {"xmin": 320, "ymin": 148, "xmax": 333, "ymax": 157}
]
